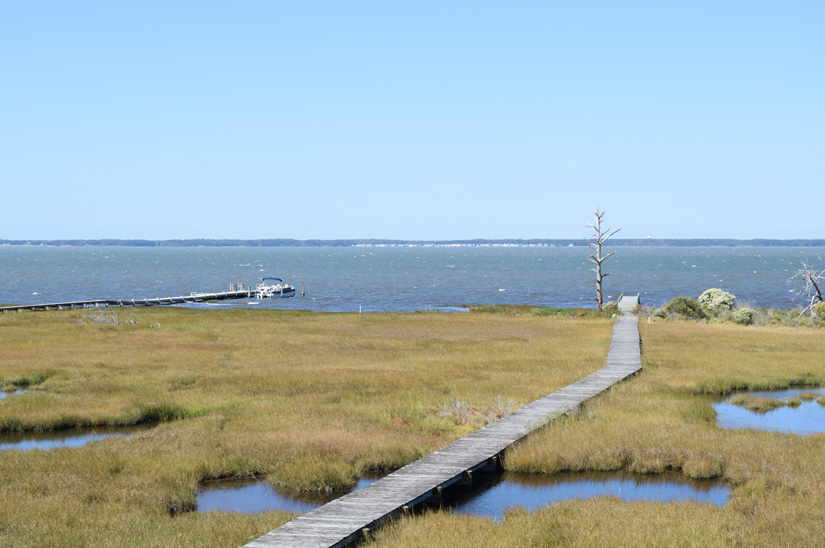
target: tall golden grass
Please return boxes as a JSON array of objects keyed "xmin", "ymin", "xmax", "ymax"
[
  {"xmin": 0, "ymin": 307, "xmax": 612, "ymax": 547},
  {"xmin": 372, "ymin": 320, "xmax": 825, "ymax": 547}
]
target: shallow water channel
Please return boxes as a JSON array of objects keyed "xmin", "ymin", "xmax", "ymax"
[
  {"xmin": 196, "ymin": 470, "xmax": 729, "ymax": 518},
  {"xmin": 0, "ymin": 424, "xmax": 156, "ymax": 451},
  {"xmin": 0, "ymin": 390, "xmax": 29, "ymax": 399},
  {"xmin": 197, "ymin": 476, "xmax": 380, "ymax": 514},
  {"xmin": 713, "ymin": 387, "xmax": 825, "ymax": 435},
  {"xmin": 446, "ymin": 471, "xmax": 729, "ymax": 521}
]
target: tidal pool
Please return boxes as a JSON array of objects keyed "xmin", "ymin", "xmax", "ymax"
[
  {"xmin": 447, "ymin": 471, "xmax": 730, "ymax": 521},
  {"xmin": 196, "ymin": 476, "xmax": 381, "ymax": 514},
  {"xmin": 714, "ymin": 387, "xmax": 825, "ymax": 435},
  {"xmin": 0, "ymin": 424, "xmax": 156, "ymax": 451}
]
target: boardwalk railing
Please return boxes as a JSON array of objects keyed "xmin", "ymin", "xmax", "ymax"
[{"xmin": 245, "ymin": 296, "xmax": 642, "ymax": 548}]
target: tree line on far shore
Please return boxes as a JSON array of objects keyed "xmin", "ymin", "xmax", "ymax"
[{"xmin": 2, "ymin": 238, "xmax": 824, "ymax": 248}]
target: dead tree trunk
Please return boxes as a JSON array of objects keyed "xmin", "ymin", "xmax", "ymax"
[
  {"xmin": 789, "ymin": 261, "xmax": 824, "ymax": 312},
  {"xmin": 586, "ymin": 207, "xmax": 621, "ymax": 311}
]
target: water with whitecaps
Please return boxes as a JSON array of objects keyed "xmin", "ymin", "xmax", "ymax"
[{"xmin": 1, "ymin": 246, "xmax": 822, "ymax": 312}]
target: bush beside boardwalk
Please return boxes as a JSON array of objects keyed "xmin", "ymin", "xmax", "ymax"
[
  {"xmin": 0, "ymin": 307, "xmax": 612, "ymax": 547},
  {"xmin": 654, "ymin": 290, "xmax": 825, "ymax": 327},
  {"xmin": 372, "ymin": 319, "xmax": 825, "ymax": 548}
]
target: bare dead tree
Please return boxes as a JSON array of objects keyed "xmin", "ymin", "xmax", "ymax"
[
  {"xmin": 586, "ymin": 207, "xmax": 621, "ymax": 311},
  {"xmin": 788, "ymin": 261, "xmax": 824, "ymax": 312}
]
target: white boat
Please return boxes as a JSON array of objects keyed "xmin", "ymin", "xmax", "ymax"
[{"xmin": 255, "ymin": 277, "xmax": 296, "ymax": 299}]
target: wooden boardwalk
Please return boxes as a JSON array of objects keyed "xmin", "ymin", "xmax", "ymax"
[
  {"xmin": 618, "ymin": 294, "xmax": 640, "ymax": 314},
  {"xmin": 244, "ymin": 296, "xmax": 642, "ymax": 548}
]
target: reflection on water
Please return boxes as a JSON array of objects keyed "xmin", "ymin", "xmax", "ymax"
[
  {"xmin": 714, "ymin": 387, "xmax": 825, "ymax": 435},
  {"xmin": 449, "ymin": 471, "xmax": 730, "ymax": 521},
  {"xmin": 196, "ymin": 476, "xmax": 381, "ymax": 514},
  {"xmin": 196, "ymin": 470, "xmax": 727, "ymax": 519},
  {"xmin": 0, "ymin": 424, "xmax": 156, "ymax": 451}
]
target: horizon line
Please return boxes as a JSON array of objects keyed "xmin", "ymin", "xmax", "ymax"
[{"xmin": 2, "ymin": 237, "xmax": 824, "ymax": 248}]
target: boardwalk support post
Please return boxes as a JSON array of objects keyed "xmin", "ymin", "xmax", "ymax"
[{"xmin": 462, "ymin": 470, "xmax": 472, "ymax": 487}]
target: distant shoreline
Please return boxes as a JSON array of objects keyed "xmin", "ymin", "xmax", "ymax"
[{"xmin": 2, "ymin": 238, "xmax": 824, "ymax": 248}]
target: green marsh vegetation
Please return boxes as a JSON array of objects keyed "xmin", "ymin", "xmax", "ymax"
[
  {"xmin": 727, "ymin": 392, "xmax": 823, "ymax": 413},
  {"xmin": 372, "ymin": 319, "xmax": 825, "ymax": 547},
  {"xmin": 653, "ymin": 289, "xmax": 825, "ymax": 328},
  {"xmin": 0, "ymin": 307, "xmax": 613, "ymax": 547}
]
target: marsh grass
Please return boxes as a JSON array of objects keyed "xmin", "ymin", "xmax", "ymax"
[
  {"xmin": 76, "ymin": 310, "xmax": 139, "ymax": 325},
  {"xmin": 727, "ymin": 395, "xmax": 786, "ymax": 413},
  {"xmin": 0, "ymin": 371, "xmax": 54, "ymax": 390},
  {"xmin": 0, "ymin": 307, "xmax": 612, "ymax": 547},
  {"xmin": 470, "ymin": 304, "xmax": 611, "ymax": 317},
  {"xmin": 372, "ymin": 319, "xmax": 825, "ymax": 547}
]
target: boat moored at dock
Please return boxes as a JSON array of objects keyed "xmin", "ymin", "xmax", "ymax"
[
  {"xmin": 254, "ymin": 277, "xmax": 296, "ymax": 299},
  {"xmin": 1, "ymin": 276, "xmax": 297, "ymax": 312}
]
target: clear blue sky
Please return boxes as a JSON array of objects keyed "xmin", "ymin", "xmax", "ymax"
[{"xmin": 2, "ymin": 1, "xmax": 822, "ymax": 240}]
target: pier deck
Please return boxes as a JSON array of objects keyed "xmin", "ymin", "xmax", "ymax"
[
  {"xmin": 244, "ymin": 297, "xmax": 642, "ymax": 548},
  {"xmin": 0, "ymin": 290, "xmax": 256, "ymax": 312}
]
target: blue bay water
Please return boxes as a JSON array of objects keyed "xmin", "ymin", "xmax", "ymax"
[{"xmin": 0, "ymin": 246, "xmax": 821, "ymax": 312}]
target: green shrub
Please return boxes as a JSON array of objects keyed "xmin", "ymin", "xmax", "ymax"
[
  {"xmin": 813, "ymin": 302, "xmax": 825, "ymax": 324},
  {"xmin": 664, "ymin": 297, "xmax": 705, "ymax": 319},
  {"xmin": 602, "ymin": 301, "xmax": 619, "ymax": 313},
  {"xmin": 699, "ymin": 288, "xmax": 736, "ymax": 311},
  {"xmin": 730, "ymin": 307, "xmax": 756, "ymax": 325}
]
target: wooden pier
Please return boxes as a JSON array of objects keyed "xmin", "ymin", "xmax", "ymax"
[
  {"xmin": 0, "ymin": 279, "xmax": 307, "ymax": 312},
  {"xmin": 0, "ymin": 289, "xmax": 257, "ymax": 312},
  {"xmin": 244, "ymin": 295, "xmax": 643, "ymax": 548}
]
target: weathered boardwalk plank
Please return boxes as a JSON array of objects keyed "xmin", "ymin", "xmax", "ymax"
[{"xmin": 244, "ymin": 302, "xmax": 642, "ymax": 548}]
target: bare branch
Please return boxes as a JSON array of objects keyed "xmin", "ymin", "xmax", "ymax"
[
  {"xmin": 585, "ymin": 207, "xmax": 621, "ymax": 311},
  {"xmin": 789, "ymin": 260, "xmax": 825, "ymax": 312}
]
